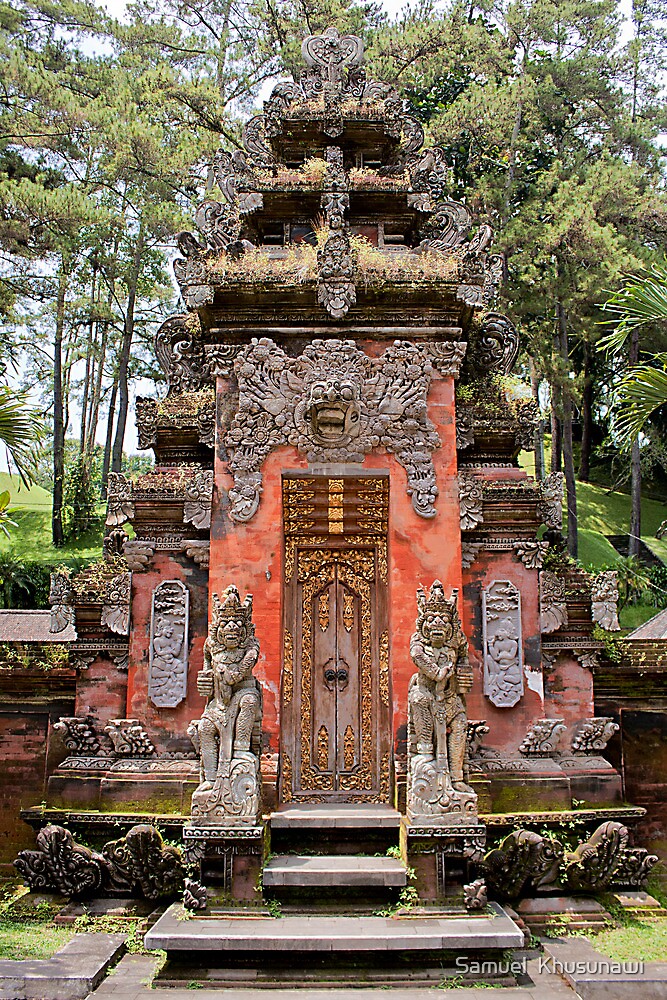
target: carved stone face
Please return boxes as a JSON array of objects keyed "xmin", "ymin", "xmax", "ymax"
[
  {"xmin": 305, "ymin": 377, "xmax": 361, "ymax": 444},
  {"xmin": 216, "ymin": 616, "xmax": 247, "ymax": 650},
  {"xmin": 420, "ymin": 612, "xmax": 453, "ymax": 649}
]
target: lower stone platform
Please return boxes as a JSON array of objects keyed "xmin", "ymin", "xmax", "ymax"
[
  {"xmin": 146, "ymin": 902, "xmax": 525, "ymax": 988},
  {"xmin": 146, "ymin": 901, "xmax": 523, "ymax": 952}
]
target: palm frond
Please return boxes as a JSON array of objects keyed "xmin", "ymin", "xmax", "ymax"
[
  {"xmin": 0, "ymin": 388, "xmax": 44, "ymax": 486},
  {"xmin": 613, "ymin": 355, "xmax": 667, "ymax": 444},
  {"xmin": 599, "ymin": 263, "xmax": 667, "ymax": 354}
]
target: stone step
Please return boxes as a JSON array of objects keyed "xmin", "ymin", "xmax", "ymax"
[
  {"xmin": 263, "ymin": 854, "xmax": 406, "ymax": 888},
  {"xmin": 269, "ymin": 804, "xmax": 401, "ymax": 830},
  {"xmin": 145, "ymin": 902, "xmax": 524, "ymax": 954}
]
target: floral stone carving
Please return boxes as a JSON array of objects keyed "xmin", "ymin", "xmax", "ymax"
[
  {"xmin": 571, "ymin": 717, "xmax": 619, "ymax": 753},
  {"xmin": 591, "ymin": 570, "xmax": 621, "ymax": 631},
  {"xmin": 105, "ymin": 472, "xmax": 135, "ymax": 527},
  {"xmin": 49, "ymin": 571, "xmax": 75, "ymax": 634},
  {"xmin": 458, "ymin": 474, "xmax": 483, "ymax": 530},
  {"xmin": 149, "ymin": 581, "xmax": 190, "ymax": 709},
  {"xmin": 183, "ymin": 878, "xmax": 208, "ymax": 911},
  {"xmin": 540, "ymin": 571, "xmax": 568, "ymax": 634},
  {"xmin": 189, "ymin": 586, "xmax": 263, "ymax": 826},
  {"xmin": 519, "ymin": 719, "xmax": 566, "ymax": 755},
  {"xmin": 407, "ymin": 581, "xmax": 477, "ymax": 825},
  {"xmin": 225, "ymin": 337, "xmax": 440, "ymax": 522},
  {"xmin": 482, "ymin": 580, "xmax": 523, "ymax": 709},
  {"xmin": 514, "ymin": 539, "xmax": 548, "ymax": 570}
]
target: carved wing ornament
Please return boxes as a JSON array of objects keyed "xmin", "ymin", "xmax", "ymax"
[{"xmin": 224, "ymin": 337, "xmax": 441, "ymax": 523}]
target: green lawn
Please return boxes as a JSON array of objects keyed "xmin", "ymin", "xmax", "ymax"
[
  {"xmin": 0, "ymin": 473, "xmax": 105, "ymax": 564},
  {"xmin": 0, "ymin": 919, "xmax": 74, "ymax": 960},
  {"xmin": 520, "ymin": 452, "xmax": 666, "ymax": 571}
]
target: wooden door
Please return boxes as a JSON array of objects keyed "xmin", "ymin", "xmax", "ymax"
[{"xmin": 279, "ymin": 473, "xmax": 391, "ymax": 804}]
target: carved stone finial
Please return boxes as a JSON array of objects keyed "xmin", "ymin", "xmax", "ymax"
[
  {"xmin": 571, "ymin": 717, "xmax": 619, "ymax": 753},
  {"xmin": 564, "ymin": 821, "xmax": 628, "ymax": 891},
  {"xmin": 149, "ymin": 581, "xmax": 190, "ymax": 709},
  {"xmin": 471, "ymin": 312, "xmax": 519, "ymax": 376},
  {"xmin": 514, "ymin": 539, "xmax": 549, "ymax": 570},
  {"xmin": 458, "ymin": 473, "xmax": 483, "ymax": 530},
  {"xmin": 189, "ymin": 585, "xmax": 263, "ymax": 826},
  {"xmin": 591, "ymin": 570, "xmax": 621, "ymax": 631},
  {"xmin": 104, "ymin": 719, "xmax": 156, "ymax": 757},
  {"xmin": 15, "ymin": 825, "xmax": 107, "ymax": 898},
  {"xmin": 573, "ymin": 647, "xmax": 601, "ymax": 671},
  {"xmin": 540, "ymin": 570, "xmax": 568, "ymax": 634},
  {"xmin": 407, "ymin": 581, "xmax": 477, "ymax": 825},
  {"xmin": 538, "ymin": 472, "xmax": 564, "ymax": 531},
  {"xmin": 483, "ymin": 829, "xmax": 563, "ymax": 899},
  {"xmin": 183, "ymin": 878, "xmax": 208, "ymax": 911},
  {"xmin": 103, "ymin": 527, "xmax": 128, "ymax": 560},
  {"xmin": 317, "ymin": 231, "xmax": 356, "ymax": 319},
  {"xmin": 482, "ymin": 580, "xmax": 523, "ymax": 709},
  {"xmin": 519, "ymin": 718, "xmax": 566, "ymax": 756},
  {"xmin": 53, "ymin": 717, "xmax": 100, "ymax": 755},
  {"xmin": 463, "ymin": 878, "xmax": 487, "ymax": 911},
  {"xmin": 106, "ymin": 472, "xmax": 135, "ymax": 528},
  {"xmin": 184, "ymin": 470, "xmax": 214, "ymax": 530},
  {"xmin": 422, "ymin": 341, "xmax": 467, "ymax": 378},
  {"xmin": 466, "ymin": 720, "xmax": 490, "ymax": 758},
  {"xmin": 49, "ymin": 571, "xmax": 75, "ymax": 634}
]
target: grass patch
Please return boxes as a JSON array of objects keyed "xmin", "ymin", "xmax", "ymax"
[
  {"xmin": 0, "ymin": 919, "xmax": 74, "ymax": 960},
  {"xmin": 588, "ymin": 921, "xmax": 667, "ymax": 963},
  {"xmin": 0, "ymin": 509, "xmax": 105, "ymax": 564}
]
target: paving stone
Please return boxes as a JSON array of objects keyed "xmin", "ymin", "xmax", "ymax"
[
  {"xmin": 263, "ymin": 854, "xmax": 407, "ymax": 887},
  {"xmin": 0, "ymin": 932, "xmax": 125, "ymax": 1000},
  {"xmin": 270, "ymin": 804, "xmax": 401, "ymax": 829},
  {"xmin": 543, "ymin": 936, "xmax": 667, "ymax": 999}
]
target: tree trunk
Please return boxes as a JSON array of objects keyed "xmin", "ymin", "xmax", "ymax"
[
  {"xmin": 530, "ymin": 358, "xmax": 544, "ymax": 479},
  {"xmin": 629, "ymin": 326, "xmax": 641, "ymax": 558},
  {"xmin": 550, "ymin": 403, "xmax": 562, "ymax": 473},
  {"xmin": 557, "ymin": 301, "xmax": 578, "ymax": 558},
  {"xmin": 101, "ymin": 375, "xmax": 118, "ymax": 500},
  {"xmin": 52, "ymin": 263, "xmax": 68, "ymax": 547},
  {"xmin": 579, "ymin": 338, "xmax": 593, "ymax": 482},
  {"xmin": 111, "ymin": 224, "xmax": 144, "ymax": 473}
]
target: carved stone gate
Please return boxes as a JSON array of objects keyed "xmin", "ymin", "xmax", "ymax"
[{"xmin": 280, "ymin": 473, "xmax": 391, "ymax": 803}]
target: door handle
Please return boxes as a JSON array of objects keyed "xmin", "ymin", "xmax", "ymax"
[
  {"xmin": 337, "ymin": 667, "xmax": 349, "ymax": 690},
  {"xmin": 324, "ymin": 668, "xmax": 337, "ymax": 684}
]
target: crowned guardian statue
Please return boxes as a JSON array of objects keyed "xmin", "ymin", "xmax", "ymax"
[
  {"xmin": 407, "ymin": 581, "xmax": 477, "ymax": 825},
  {"xmin": 189, "ymin": 585, "xmax": 263, "ymax": 826}
]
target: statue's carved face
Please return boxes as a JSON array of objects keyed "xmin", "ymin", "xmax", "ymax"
[
  {"xmin": 305, "ymin": 377, "xmax": 361, "ymax": 444},
  {"xmin": 216, "ymin": 616, "xmax": 247, "ymax": 650},
  {"xmin": 420, "ymin": 612, "xmax": 452, "ymax": 648}
]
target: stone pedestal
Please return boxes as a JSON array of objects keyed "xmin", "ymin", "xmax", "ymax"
[
  {"xmin": 190, "ymin": 754, "xmax": 262, "ymax": 827},
  {"xmin": 184, "ymin": 822, "xmax": 266, "ymax": 902},
  {"xmin": 407, "ymin": 753, "xmax": 478, "ymax": 826},
  {"xmin": 401, "ymin": 818, "xmax": 486, "ymax": 902}
]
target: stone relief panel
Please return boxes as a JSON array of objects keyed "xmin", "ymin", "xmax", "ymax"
[
  {"xmin": 225, "ymin": 337, "xmax": 441, "ymax": 522},
  {"xmin": 148, "ymin": 580, "xmax": 190, "ymax": 709},
  {"xmin": 482, "ymin": 580, "xmax": 524, "ymax": 709},
  {"xmin": 540, "ymin": 570, "xmax": 568, "ymax": 634}
]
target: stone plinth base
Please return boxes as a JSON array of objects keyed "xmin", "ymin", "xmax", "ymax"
[
  {"xmin": 183, "ymin": 823, "xmax": 265, "ymax": 902},
  {"xmin": 406, "ymin": 754, "xmax": 478, "ymax": 826},
  {"xmin": 401, "ymin": 818, "xmax": 487, "ymax": 902},
  {"xmin": 190, "ymin": 756, "xmax": 261, "ymax": 827}
]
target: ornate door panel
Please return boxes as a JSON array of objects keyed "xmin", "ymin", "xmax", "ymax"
[{"xmin": 280, "ymin": 474, "xmax": 391, "ymax": 804}]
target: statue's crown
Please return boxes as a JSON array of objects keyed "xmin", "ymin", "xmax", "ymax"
[
  {"xmin": 212, "ymin": 585, "xmax": 253, "ymax": 625},
  {"xmin": 416, "ymin": 580, "xmax": 459, "ymax": 620}
]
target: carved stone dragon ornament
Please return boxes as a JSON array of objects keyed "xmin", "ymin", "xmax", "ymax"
[{"xmin": 225, "ymin": 337, "xmax": 441, "ymax": 522}]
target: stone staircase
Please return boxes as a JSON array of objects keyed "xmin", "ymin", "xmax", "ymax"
[{"xmin": 146, "ymin": 805, "xmax": 525, "ymax": 988}]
